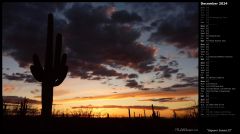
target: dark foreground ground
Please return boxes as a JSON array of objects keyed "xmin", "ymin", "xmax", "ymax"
[{"xmin": 1, "ymin": 116, "xmax": 199, "ymax": 134}]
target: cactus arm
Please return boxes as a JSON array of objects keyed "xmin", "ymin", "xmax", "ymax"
[
  {"xmin": 54, "ymin": 51, "xmax": 68, "ymax": 86},
  {"xmin": 30, "ymin": 54, "xmax": 43, "ymax": 82},
  {"xmin": 30, "ymin": 66, "xmax": 43, "ymax": 82},
  {"xmin": 45, "ymin": 13, "xmax": 54, "ymax": 70},
  {"xmin": 54, "ymin": 66, "xmax": 68, "ymax": 86},
  {"xmin": 54, "ymin": 34, "xmax": 62, "ymax": 68},
  {"xmin": 33, "ymin": 54, "xmax": 42, "ymax": 67}
]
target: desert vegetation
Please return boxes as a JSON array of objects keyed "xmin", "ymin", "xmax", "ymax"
[{"xmin": 1, "ymin": 102, "xmax": 198, "ymax": 133}]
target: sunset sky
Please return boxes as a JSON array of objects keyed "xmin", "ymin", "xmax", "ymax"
[{"xmin": 2, "ymin": 2, "xmax": 198, "ymax": 118}]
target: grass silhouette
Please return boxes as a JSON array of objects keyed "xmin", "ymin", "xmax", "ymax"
[
  {"xmin": 1, "ymin": 115, "xmax": 198, "ymax": 133},
  {"xmin": 1, "ymin": 102, "xmax": 198, "ymax": 133}
]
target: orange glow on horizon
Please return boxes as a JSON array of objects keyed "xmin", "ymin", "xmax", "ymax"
[{"xmin": 54, "ymin": 87, "xmax": 197, "ymax": 104}]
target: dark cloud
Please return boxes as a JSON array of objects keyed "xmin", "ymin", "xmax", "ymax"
[
  {"xmin": 172, "ymin": 83, "xmax": 194, "ymax": 88},
  {"xmin": 139, "ymin": 97, "xmax": 192, "ymax": 102},
  {"xmin": 176, "ymin": 73, "xmax": 198, "ymax": 86},
  {"xmin": 3, "ymin": 3, "xmax": 198, "ymax": 92},
  {"xmin": 93, "ymin": 66, "xmax": 127, "ymax": 78},
  {"xmin": 3, "ymin": 73, "xmax": 37, "ymax": 83},
  {"xmin": 3, "ymin": 96, "xmax": 41, "ymax": 104},
  {"xmin": 159, "ymin": 55, "xmax": 169, "ymax": 63},
  {"xmin": 179, "ymin": 50, "xmax": 185, "ymax": 55},
  {"xmin": 30, "ymin": 89, "xmax": 40, "ymax": 94},
  {"xmin": 161, "ymin": 75, "xmax": 198, "ymax": 91},
  {"xmin": 3, "ymin": 3, "xmax": 156, "ymax": 82},
  {"xmin": 69, "ymin": 62, "xmax": 128, "ymax": 80},
  {"xmin": 128, "ymin": 73, "xmax": 138, "ymax": 79},
  {"xmin": 162, "ymin": 83, "xmax": 195, "ymax": 92},
  {"xmin": 141, "ymin": 87, "xmax": 154, "ymax": 90},
  {"xmin": 63, "ymin": 4, "xmax": 156, "ymax": 78},
  {"xmin": 176, "ymin": 73, "xmax": 186, "ymax": 79},
  {"xmin": 168, "ymin": 60, "xmax": 178, "ymax": 67},
  {"xmin": 154, "ymin": 65, "xmax": 179, "ymax": 78},
  {"xmin": 2, "ymin": 3, "xmax": 65, "ymax": 67},
  {"xmin": 112, "ymin": 10, "xmax": 142, "ymax": 23},
  {"xmin": 181, "ymin": 76, "xmax": 198, "ymax": 85},
  {"xmin": 125, "ymin": 3, "xmax": 188, "ymax": 22},
  {"xmin": 177, "ymin": 75, "xmax": 198, "ymax": 87},
  {"xmin": 158, "ymin": 80, "xmax": 164, "ymax": 83},
  {"xmin": 3, "ymin": 73, "xmax": 23, "ymax": 81},
  {"xmin": 72, "ymin": 105, "xmax": 168, "ymax": 110},
  {"xmin": 148, "ymin": 3, "xmax": 198, "ymax": 58},
  {"xmin": 125, "ymin": 80, "xmax": 151, "ymax": 90},
  {"xmin": 125, "ymin": 80, "xmax": 143, "ymax": 89},
  {"xmin": 141, "ymin": 25, "xmax": 153, "ymax": 32},
  {"xmin": 173, "ymin": 105, "xmax": 197, "ymax": 111},
  {"xmin": 24, "ymin": 75, "xmax": 37, "ymax": 83},
  {"xmin": 178, "ymin": 49, "xmax": 198, "ymax": 58},
  {"xmin": 159, "ymin": 55, "xmax": 168, "ymax": 60},
  {"xmin": 149, "ymin": 14, "xmax": 198, "ymax": 49}
]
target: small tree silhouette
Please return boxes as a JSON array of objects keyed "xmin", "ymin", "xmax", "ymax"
[{"xmin": 30, "ymin": 13, "xmax": 68, "ymax": 118}]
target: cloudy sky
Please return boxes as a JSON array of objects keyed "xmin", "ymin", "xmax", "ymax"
[{"xmin": 2, "ymin": 2, "xmax": 198, "ymax": 117}]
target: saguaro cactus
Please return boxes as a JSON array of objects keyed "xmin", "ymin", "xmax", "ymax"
[
  {"xmin": 151, "ymin": 104, "xmax": 156, "ymax": 119},
  {"xmin": 30, "ymin": 13, "xmax": 68, "ymax": 118}
]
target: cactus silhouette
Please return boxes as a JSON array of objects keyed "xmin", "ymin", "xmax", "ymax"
[
  {"xmin": 18, "ymin": 97, "xmax": 28, "ymax": 116},
  {"xmin": 128, "ymin": 108, "xmax": 131, "ymax": 118},
  {"xmin": 151, "ymin": 104, "xmax": 157, "ymax": 119},
  {"xmin": 30, "ymin": 13, "xmax": 68, "ymax": 118}
]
